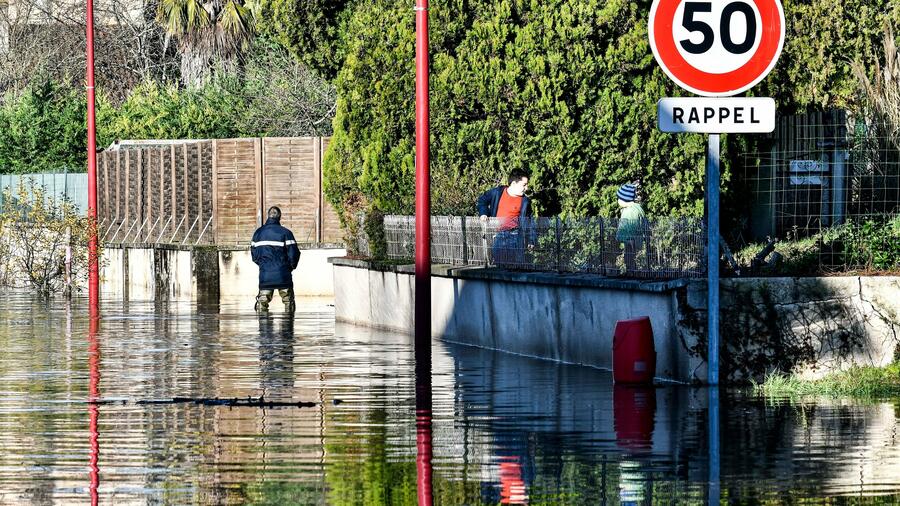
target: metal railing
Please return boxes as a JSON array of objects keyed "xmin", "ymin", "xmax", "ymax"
[{"xmin": 358, "ymin": 215, "xmax": 706, "ymax": 279}]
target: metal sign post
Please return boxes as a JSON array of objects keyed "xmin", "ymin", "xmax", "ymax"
[
  {"xmin": 706, "ymin": 134, "xmax": 720, "ymax": 385},
  {"xmin": 649, "ymin": 0, "xmax": 785, "ymax": 384},
  {"xmin": 86, "ymin": 0, "xmax": 99, "ymax": 318},
  {"xmin": 414, "ymin": 1, "xmax": 433, "ymax": 505}
]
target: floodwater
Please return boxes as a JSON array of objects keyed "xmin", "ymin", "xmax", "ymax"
[{"xmin": 1, "ymin": 294, "xmax": 899, "ymax": 505}]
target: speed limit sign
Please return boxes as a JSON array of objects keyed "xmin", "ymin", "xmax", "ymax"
[{"xmin": 649, "ymin": 0, "xmax": 785, "ymax": 97}]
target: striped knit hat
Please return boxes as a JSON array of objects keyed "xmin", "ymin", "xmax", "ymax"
[{"xmin": 617, "ymin": 183, "xmax": 637, "ymax": 203}]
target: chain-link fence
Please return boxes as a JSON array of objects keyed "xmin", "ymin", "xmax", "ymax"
[
  {"xmin": 739, "ymin": 114, "xmax": 900, "ymax": 274},
  {"xmin": 356, "ymin": 215, "xmax": 705, "ymax": 279}
]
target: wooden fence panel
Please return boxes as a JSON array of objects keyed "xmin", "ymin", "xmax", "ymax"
[
  {"xmin": 215, "ymin": 139, "xmax": 260, "ymax": 246},
  {"xmin": 262, "ymin": 137, "xmax": 318, "ymax": 244},
  {"xmin": 98, "ymin": 136, "xmax": 340, "ymax": 247},
  {"xmin": 199, "ymin": 141, "xmax": 214, "ymax": 243}
]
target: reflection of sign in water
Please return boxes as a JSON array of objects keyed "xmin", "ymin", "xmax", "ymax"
[{"xmin": 789, "ymin": 160, "xmax": 825, "ymax": 185}]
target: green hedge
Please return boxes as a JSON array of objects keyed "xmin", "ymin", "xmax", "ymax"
[
  {"xmin": 321, "ymin": 0, "xmax": 899, "ymax": 226},
  {"xmin": 0, "ymin": 39, "xmax": 335, "ymax": 175},
  {"xmin": 0, "ymin": 81, "xmax": 112, "ymax": 174},
  {"xmin": 324, "ymin": 0, "xmax": 717, "ymax": 224}
]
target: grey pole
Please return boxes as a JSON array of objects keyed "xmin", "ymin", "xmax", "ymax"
[
  {"xmin": 706, "ymin": 133, "xmax": 721, "ymax": 506},
  {"xmin": 708, "ymin": 385, "xmax": 720, "ymax": 505},
  {"xmin": 706, "ymin": 134, "xmax": 720, "ymax": 385}
]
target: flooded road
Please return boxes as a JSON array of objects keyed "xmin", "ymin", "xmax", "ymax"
[{"xmin": 1, "ymin": 293, "xmax": 899, "ymax": 504}]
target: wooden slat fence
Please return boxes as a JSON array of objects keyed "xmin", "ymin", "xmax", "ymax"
[{"xmin": 98, "ymin": 137, "xmax": 341, "ymax": 247}]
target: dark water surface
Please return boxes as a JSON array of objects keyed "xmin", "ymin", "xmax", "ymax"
[{"xmin": 1, "ymin": 293, "xmax": 899, "ymax": 505}]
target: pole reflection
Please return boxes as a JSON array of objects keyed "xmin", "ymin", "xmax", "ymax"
[
  {"xmin": 708, "ymin": 386, "xmax": 720, "ymax": 506},
  {"xmin": 415, "ymin": 338, "xmax": 433, "ymax": 505},
  {"xmin": 88, "ymin": 314, "xmax": 100, "ymax": 506}
]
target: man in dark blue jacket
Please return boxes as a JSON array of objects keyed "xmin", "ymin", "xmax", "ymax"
[
  {"xmin": 251, "ymin": 206, "xmax": 301, "ymax": 311},
  {"xmin": 476, "ymin": 169, "xmax": 534, "ymax": 267}
]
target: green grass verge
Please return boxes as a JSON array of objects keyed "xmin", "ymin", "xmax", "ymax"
[{"xmin": 756, "ymin": 363, "xmax": 900, "ymax": 399}]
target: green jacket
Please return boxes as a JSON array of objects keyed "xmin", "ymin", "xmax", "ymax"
[{"xmin": 616, "ymin": 204, "xmax": 648, "ymax": 243}]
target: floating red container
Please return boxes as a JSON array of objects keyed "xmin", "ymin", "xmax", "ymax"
[{"xmin": 613, "ymin": 316, "xmax": 656, "ymax": 384}]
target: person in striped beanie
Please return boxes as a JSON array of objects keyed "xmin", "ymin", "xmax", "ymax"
[{"xmin": 615, "ymin": 183, "xmax": 648, "ymax": 275}]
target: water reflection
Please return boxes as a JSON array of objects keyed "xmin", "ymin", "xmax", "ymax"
[
  {"xmin": 415, "ymin": 335, "xmax": 433, "ymax": 506},
  {"xmin": 0, "ymin": 293, "xmax": 898, "ymax": 504},
  {"xmin": 258, "ymin": 313, "xmax": 295, "ymax": 396},
  {"xmin": 87, "ymin": 315, "xmax": 100, "ymax": 506}
]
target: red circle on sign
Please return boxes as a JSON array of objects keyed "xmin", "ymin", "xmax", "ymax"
[{"xmin": 649, "ymin": 0, "xmax": 785, "ymax": 96}]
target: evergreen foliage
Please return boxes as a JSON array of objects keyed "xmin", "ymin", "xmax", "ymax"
[
  {"xmin": 105, "ymin": 78, "xmax": 248, "ymax": 141},
  {"xmin": 762, "ymin": 0, "xmax": 900, "ymax": 110},
  {"xmin": 0, "ymin": 81, "xmax": 113, "ymax": 174},
  {"xmin": 325, "ymin": 0, "xmax": 713, "ymax": 222},
  {"xmin": 254, "ymin": 0, "xmax": 358, "ymax": 80},
  {"xmin": 322, "ymin": 0, "xmax": 900, "ymax": 224}
]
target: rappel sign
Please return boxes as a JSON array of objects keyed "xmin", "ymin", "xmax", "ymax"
[{"xmin": 648, "ymin": 0, "xmax": 785, "ymax": 386}]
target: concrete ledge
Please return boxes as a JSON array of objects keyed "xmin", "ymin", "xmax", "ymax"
[
  {"xmin": 103, "ymin": 245, "xmax": 346, "ymax": 301},
  {"xmin": 332, "ymin": 260, "xmax": 703, "ymax": 383},
  {"xmin": 333, "ymin": 257, "xmax": 900, "ymax": 383},
  {"xmin": 328, "ymin": 257, "xmax": 690, "ymax": 293}
]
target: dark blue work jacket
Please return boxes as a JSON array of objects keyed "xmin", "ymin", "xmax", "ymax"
[
  {"xmin": 476, "ymin": 186, "xmax": 537, "ymax": 246},
  {"xmin": 477, "ymin": 186, "xmax": 532, "ymax": 219},
  {"xmin": 251, "ymin": 217, "xmax": 301, "ymax": 289}
]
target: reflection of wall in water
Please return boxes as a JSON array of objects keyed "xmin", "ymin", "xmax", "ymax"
[{"xmin": 443, "ymin": 342, "xmax": 710, "ymax": 500}]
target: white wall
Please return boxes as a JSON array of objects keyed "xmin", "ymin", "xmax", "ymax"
[
  {"xmin": 332, "ymin": 261, "xmax": 700, "ymax": 383},
  {"xmin": 219, "ymin": 248, "xmax": 346, "ymax": 298}
]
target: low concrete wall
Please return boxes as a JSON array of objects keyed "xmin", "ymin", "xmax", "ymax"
[
  {"xmin": 682, "ymin": 277, "xmax": 900, "ymax": 380},
  {"xmin": 331, "ymin": 258, "xmax": 703, "ymax": 383},
  {"xmin": 219, "ymin": 248, "xmax": 343, "ymax": 298},
  {"xmin": 102, "ymin": 245, "xmax": 345, "ymax": 302},
  {"xmin": 331, "ymin": 258, "xmax": 900, "ymax": 383}
]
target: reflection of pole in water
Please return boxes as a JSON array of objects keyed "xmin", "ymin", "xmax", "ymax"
[
  {"xmin": 88, "ymin": 316, "xmax": 100, "ymax": 505},
  {"xmin": 708, "ymin": 386, "xmax": 720, "ymax": 506},
  {"xmin": 415, "ymin": 339, "xmax": 433, "ymax": 506}
]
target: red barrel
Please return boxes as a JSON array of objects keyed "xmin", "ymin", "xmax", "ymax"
[{"xmin": 613, "ymin": 316, "xmax": 656, "ymax": 384}]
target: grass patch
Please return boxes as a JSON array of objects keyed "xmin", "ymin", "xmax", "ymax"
[{"xmin": 756, "ymin": 363, "xmax": 900, "ymax": 399}]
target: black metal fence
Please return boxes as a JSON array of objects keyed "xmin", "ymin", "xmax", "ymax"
[{"xmin": 355, "ymin": 215, "xmax": 706, "ymax": 279}]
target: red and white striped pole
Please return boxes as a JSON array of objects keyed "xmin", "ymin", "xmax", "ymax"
[{"xmin": 86, "ymin": 0, "xmax": 99, "ymax": 318}]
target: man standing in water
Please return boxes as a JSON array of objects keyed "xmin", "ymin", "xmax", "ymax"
[{"xmin": 251, "ymin": 206, "xmax": 301, "ymax": 311}]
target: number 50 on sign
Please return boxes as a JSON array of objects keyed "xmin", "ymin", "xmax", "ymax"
[{"xmin": 649, "ymin": 0, "xmax": 785, "ymax": 97}]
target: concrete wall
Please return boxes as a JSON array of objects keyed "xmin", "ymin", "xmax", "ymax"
[
  {"xmin": 332, "ymin": 259, "xmax": 900, "ymax": 384},
  {"xmin": 332, "ymin": 259, "xmax": 703, "ymax": 383},
  {"xmin": 681, "ymin": 277, "xmax": 900, "ymax": 380},
  {"xmin": 101, "ymin": 246, "xmax": 345, "ymax": 302},
  {"xmin": 101, "ymin": 247, "xmax": 126, "ymax": 298},
  {"xmin": 219, "ymin": 248, "xmax": 344, "ymax": 298}
]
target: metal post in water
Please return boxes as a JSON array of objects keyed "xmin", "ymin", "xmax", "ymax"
[
  {"xmin": 414, "ymin": 0, "xmax": 433, "ymax": 504},
  {"xmin": 708, "ymin": 386, "xmax": 720, "ymax": 505},
  {"xmin": 88, "ymin": 316, "xmax": 100, "ymax": 505},
  {"xmin": 706, "ymin": 134, "xmax": 720, "ymax": 386},
  {"xmin": 414, "ymin": 0, "xmax": 431, "ymax": 343},
  {"xmin": 85, "ymin": 0, "xmax": 100, "ymax": 319}
]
